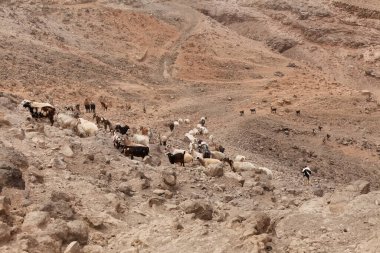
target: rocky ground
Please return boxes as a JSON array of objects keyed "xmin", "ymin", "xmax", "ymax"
[{"xmin": 0, "ymin": 0, "xmax": 379, "ymax": 252}]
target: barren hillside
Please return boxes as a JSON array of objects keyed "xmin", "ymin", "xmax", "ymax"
[{"xmin": 0, "ymin": 0, "xmax": 379, "ymax": 252}]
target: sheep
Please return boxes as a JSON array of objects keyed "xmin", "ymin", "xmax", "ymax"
[
  {"xmin": 225, "ymin": 159, "xmax": 272, "ymax": 179},
  {"xmin": 131, "ymin": 134, "xmax": 149, "ymax": 146},
  {"xmin": 159, "ymin": 131, "xmax": 173, "ymax": 146},
  {"xmin": 211, "ymin": 151, "xmax": 225, "ymax": 161},
  {"xmin": 167, "ymin": 152, "xmax": 185, "ymax": 166},
  {"xmin": 240, "ymin": 110, "xmax": 244, "ymax": 116},
  {"xmin": 74, "ymin": 118, "xmax": 98, "ymax": 137},
  {"xmin": 115, "ymin": 124, "xmax": 129, "ymax": 135},
  {"xmin": 270, "ymin": 106, "xmax": 277, "ymax": 114},
  {"xmin": 56, "ymin": 112, "xmax": 79, "ymax": 129},
  {"xmin": 184, "ymin": 152, "xmax": 193, "ymax": 164},
  {"xmin": 197, "ymin": 157, "xmax": 222, "ymax": 167},
  {"xmin": 21, "ymin": 100, "xmax": 56, "ymax": 126},
  {"xmin": 250, "ymin": 108, "xmax": 256, "ymax": 114},
  {"xmin": 302, "ymin": 166, "xmax": 311, "ymax": 185},
  {"xmin": 189, "ymin": 128, "xmax": 199, "ymax": 135},
  {"xmin": 184, "ymin": 119, "xmax": 190, "ymax": 124},
  {"xmin": 235, "ymin": 155, "xmax": 246, "ymax": 162}
]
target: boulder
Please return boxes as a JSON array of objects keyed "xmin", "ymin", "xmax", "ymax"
[
  {"xmin": 49, "ymin": 156, "xmax": 67, "ymax": 170},
  {"xmin": 0, "ymin": 196, "xmax": 10, "ymax": 217},
  {"xmin": 162, "ymin": 171, "xmax": 177, "ymax": 187},
  {"xmin": 266, "ymin": 37, "xmax": 297, "ymax": 53},
  {"xmin": 60, "ymin": 145, "xmax": 74, "ymax": 158},
  {"xmin": 0, "ymin": 164, "xmax": 25, "ymax": 190},
  {"xmin": 225, "ymin": 172, "xmax": 245, "ymax": 186},
  {"xmin": 22, "ymin": 211, "xmax": 49, "ymax": 231},
  {"xmin": 45, "ymin": 219, "xmax": 69, "ymax": 242},
  {"xmin": 51, "ymin": 191, "xmax": 72, "ymax": 202},
  {"xmin": 180, "ymin": 200, "xmax": 213, "ymax": 220},
  {"xmin": 40, "ymin": 200, "xmax": 74, "ymax": 220},
  {"xmin": 204, "ymin": 163, "xmax": 224, "ymax": 177},
  {"xmin": 67, "ymin": 220, "xmax": 89, "ymax": 245},
  {"xmin": 0, "ymin": 221, "xmax": 11, "ymax": 243},
  {"xmin": 8, "ymin": 128, "xmax": 25, "ymax": 140},
  {"xmin": 117, "ymin": 182, "xmax": 134, "ymax": 196}
]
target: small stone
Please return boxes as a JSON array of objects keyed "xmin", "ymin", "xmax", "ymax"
[
  {"xmin": 64, "ymin": 241, "xmax": 81, "ymax": 253},
  {"xmin": 60, "ymin": 145, "xmax": 74, "ymax": 157},
  {"xmin": 22, "ymin": 211, "xmax": 49, "ymax": 230},
  {"xmin": 0, "ymin": 221, "xmax": 11, "ymax": 243},
  {"xmin": 67, "ymin": 220, "xmax": 89, "ymax": 245}
]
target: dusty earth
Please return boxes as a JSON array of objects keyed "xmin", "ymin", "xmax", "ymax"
[{"xmin": 0, "ymin": 0, "xmax": 379, "ymax": 252}]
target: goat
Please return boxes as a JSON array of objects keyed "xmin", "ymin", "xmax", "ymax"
[
  {"xmin": 140, "ymin": 126, "xmax": 149, "ymax": 135},
  {"xmin": 302, "ymin": 167, "xmax": 311, "ymax": 185},
  {"xmin": 84, "ymin": 98, "xmax": 90, "ymax": 113},
  {"xmin": 296, "ymin": 110, "xmax": 301, "ymax": 116},
  {"xmin": 21, "ymin": 100, "xmax": 56, "ymax": 126},
  {"xmin": 240, "ymin": 110, "xmax": 244, "ymax": 116},
  {"xmin": 102, "ymin": 119, "xmax": 112, "ymax": 132},
  {"xmin": 74, "ymin": 118, "xmax": 98, "ymax": 137},
  {"xmin": 90, "ymin": 102, "xmax": 96, "ymax": 113},
  {"xmin": 199, "ymin": 117, "xmax": 206, "ymax": 126},
  {"xmin": 169, "ymin": 122, "xmax": 175, "ymax": 132},
  {"xmin": 115, "ymin": 124, "xmax": 129, "ymax": 135},
  {"xmin": 100, "ymin": 101, "xmax": 108, "ymax": 111},
  {"xmin": 318, "ymin": 126, "xmax": 323, "ymax": 131},
  {"xmin": 123, "ymin": 146, "xmax": 149, "ymax": 160},
  {"xmin": 250, "ymin": 108, "xmax": 256, "ymax": 114},
  {"xmin": 93, "ymin": 113, "xmax": 103, "ymax": 125},
  {"xmin": 167, "ymin": 151, "xmax": 185, "ymax": 166},
  {"xmin": 56, "ymin": 112, "xmax": 79, "ymax": 129},
  {"xmin": 270, "ymin": 106, "xmax": 277, "ymax": 114},
  {"xmin": 197, "ymin": 157, "xmax": 222, "ymax": 167}
]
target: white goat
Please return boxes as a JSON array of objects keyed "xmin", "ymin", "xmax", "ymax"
[
  {"xmin": 235, "ymin": 155, "xmax": 246, "ymax": 162},
  {"xmin": 132, "ymin": 134, "xmax": 149, "ymax": 146},
  {"xmin": 75, "ymin": 118, "xmax": 98, "ymax": 137},
  {"xmin": 56, "ymin": 113, "xmax": 78, "ymax": 129}
]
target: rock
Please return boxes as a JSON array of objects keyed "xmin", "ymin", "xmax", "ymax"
[
  {"xmin": 313, "ymin": 187, "xmax": 324, "ymax": 197},
  {"xmin": 49, "ymin": 156, "xmax": 67, "ymax": 170},
  {"xmin": 148, "ymin": 197, "xmax": 165, "ymax": 207},
  {"xmin": 225, "ymin": 172, "xmax": 245, "ymax": 186},
  {"xmin": 60, "ymin": 145, "xmax": 74, "ymax": 157},
  {"xmin": 35, "ymin": 235, "xmax": 62, "ymax": 253},
  {"xmin": 0, "ymin": 164, "xmax": 25, "ymax": 190},
  {"xmin": 86, "ymin": 154, "xmax": 95, "ymax": 161},
  {"xmin": 143, "ymin": 156, "xmax": 161, "ymax": 166},
  {"xmin": 8, "ymin": 128, "xmax": 25, "ymax": 140},
  {"xmin": 85, "ymin": 215, "xmax": 104, "ymax": 228},
  {"xmin": 162, "ymin": 170, "xmax": 177, "ymax": 187},
  {"xmin": 22, "ymin": 211, "xmax": 49, "ymax": 231},
  {"xmin": 246, "ymin": 212, "xmax": 271, "ymax": 234},
  {"xmin": 204, "ymin": 163, "xmax": 224, "ymax": 177},
  {"xmin": 117, "ymin": 182, "xmax": 133, "ymax": 196},
  {"xmin": 64, "ymin": 241, "xmax": 81, "ymax": 253},
  {"xmin": 266, "ymin": 37, "xmax": 297, "ymax": 53},
  {"xmin": 40, "ymin": 200, "xmax": 74, "ymax": 220},
  {"xmin": 67, "ymin": 220, "xmax": 89, "ymax": 245},
  {"xmin": 351, "ymin": 180, "xmax": 370, "ymax": 194},
  {"xmin": 287, "ymin": 62, "xmax": 297, "ymax": 68},
  {"xmin": 0, "ymin": 221, "xmax": 10, "ymax": 243},
  {"xmin": 45, "ymin": 219, "xmax": 69, "ymax": 241},
  {"xmin": 29, "ymin": 170, "xmax": 44, "ymax": 184},
  {"xmin": 82, "ymin": 245, "xmax": 104, "ymax": 253},
  {"xmin": 0, "ymin": 145, "xmax": 28, "ymax": 169},
  {"xmin": 180, "ymin": 200, "xmax": 213, "ymax": 220},
  {"xmin": 361, "ymin": 89, "xmax": 372, "ymax": 96},
  {"xmin": 51, "ymin": 191, "xmax": 72, "ymax": 202},
  {"xmin": 274, "ymin": 71, "xmax": 284, "ymax": 77},
  {"xmin": 0, "ymin": 196, "xmax": 11, "ymax": 218}
]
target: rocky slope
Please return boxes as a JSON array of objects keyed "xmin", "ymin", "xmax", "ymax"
[{"xmin": 0, "ymin": 0, "xmax": 379, "ymax": 252}]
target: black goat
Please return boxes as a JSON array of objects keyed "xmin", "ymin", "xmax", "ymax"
[
  {"xmin": 124, "ymin": 146, "xmax": 149, "ymax": 160},
  {"xmin": 250, "ymin": 108, "xmax": 256, "ymax": 114},
  {"xmin": 167, "ymin": 151, "xmax": 185, "ymax": 166},
  {"xmin": 115, "ymin": 124, "xmax": 130, "ymax": 135},
  {"xmin": 240, "ymin": 110, "xmax": 244, "ymax": 116}
]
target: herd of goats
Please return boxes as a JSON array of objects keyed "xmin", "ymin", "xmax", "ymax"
[{"xmin": 19, "ymin": 98, "xmax": 274, "ymax": 179}]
